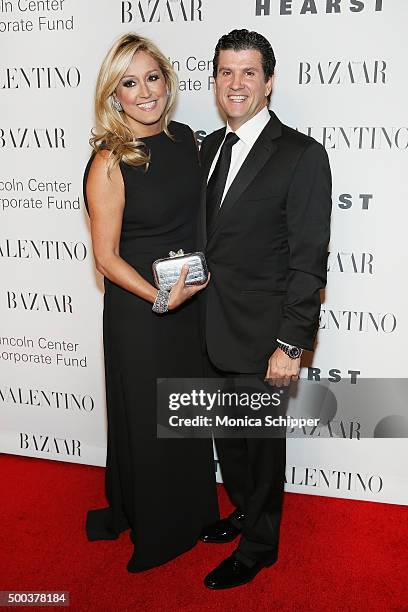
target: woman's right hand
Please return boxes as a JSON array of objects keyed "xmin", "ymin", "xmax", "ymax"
[{"xmin": 168, "ymin": 264, "xmax": 210, "ymax": 310}]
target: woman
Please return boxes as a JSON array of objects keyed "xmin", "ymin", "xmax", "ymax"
[{"xmin": 83, "ymin": 33, "xmax": 218, "ymax": 572}]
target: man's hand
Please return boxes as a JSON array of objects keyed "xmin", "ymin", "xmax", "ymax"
[{"xmin": 265, "ymin": 348, "xmax": 300, "ymax": 387}]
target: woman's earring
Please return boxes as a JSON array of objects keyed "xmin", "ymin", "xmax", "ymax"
[{"xmin": 111, "ymin": 96, "xmax": 123, "ymax": 112}]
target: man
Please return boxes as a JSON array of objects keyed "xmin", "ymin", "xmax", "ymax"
[{"xmin": 198, "ymin": 29, "xmax": 332, "ymax": 589}]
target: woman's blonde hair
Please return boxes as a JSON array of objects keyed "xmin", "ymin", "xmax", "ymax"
[{"xmin": 90, "ymin": 32, "xmax": 178, "ymax": 173}]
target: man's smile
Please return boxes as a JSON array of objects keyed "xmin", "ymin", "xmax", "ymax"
[{"xmin": 227, "ymin": 95, "xmax": 248, "ymax": 104}]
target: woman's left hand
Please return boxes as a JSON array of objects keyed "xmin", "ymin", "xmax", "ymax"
[{"xmin": 168, "ymin": 264, "xmax": 211, "ymax": 310}]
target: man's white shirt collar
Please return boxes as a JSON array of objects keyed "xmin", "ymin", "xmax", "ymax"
[
  {"xmin": 225, "ymin": 105, "xmax": 271, "ymax": 146},
  {"xmin": 207, "ymin": 105, "xmax": 272, "ymax": 202}
]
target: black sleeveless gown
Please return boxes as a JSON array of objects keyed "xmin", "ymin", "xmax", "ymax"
[{"xmin": 83, "ymin": 121, "xmax": 219, "ymax": 572}]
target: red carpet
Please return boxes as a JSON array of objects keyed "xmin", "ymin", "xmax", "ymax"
[{"xmin": 0, "ymin": 453, "xmax": 407, "ymax": 612}]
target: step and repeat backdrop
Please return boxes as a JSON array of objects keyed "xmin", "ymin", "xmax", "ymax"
[{"xmin": 1, "ymin": 0, "xmax": 407, "ymax": 505}]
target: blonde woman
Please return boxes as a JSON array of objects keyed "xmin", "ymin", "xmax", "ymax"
[{"xmin": 83, "ymin": 33, "xmax": 218, "ymax": 572}]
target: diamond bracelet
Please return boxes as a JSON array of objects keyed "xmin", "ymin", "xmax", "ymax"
[{"xmin": 152, "ymin": 288, "xmax": 170, "ymax": 314}]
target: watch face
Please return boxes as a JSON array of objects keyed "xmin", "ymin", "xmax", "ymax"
[{"xmin": 289, "ymin": 347, "xmax": 301, "ymax": 358}]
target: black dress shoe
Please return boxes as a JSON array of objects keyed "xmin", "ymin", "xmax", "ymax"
[
  {"xmin": 204, "ymin": 554, "xmax": 275, "ymax": 590},
  {"xmin": 200, "ymin": 511, "xmax": 245, "ymax": 543}
]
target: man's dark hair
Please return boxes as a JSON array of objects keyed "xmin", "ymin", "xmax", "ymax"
[{"xmin": 212, "ymin": 29, "xmax": 276, "ymax": 80}]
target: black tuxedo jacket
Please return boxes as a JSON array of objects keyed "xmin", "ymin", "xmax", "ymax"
[{"xmin": 198, "ymin": 110, "xmax": 332, "ymax": 373}]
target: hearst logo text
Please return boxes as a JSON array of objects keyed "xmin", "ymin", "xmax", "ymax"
[{"xmin": 256, "ymin": 0, "xmax": 384, "ymax": 16}]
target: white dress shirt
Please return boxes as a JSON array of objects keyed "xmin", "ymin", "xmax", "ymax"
[
  {"xmin": 206, "ymin": 105, "xmax": 302, "ymax": 354},
  {"xmin": 207, "ymin": 105, "xmax": 271, "ymax": 204}
]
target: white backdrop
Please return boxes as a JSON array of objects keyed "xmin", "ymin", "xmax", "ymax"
[{"xmin": 1, "ymin": 0, "xmax": 407, "ymax": 505}]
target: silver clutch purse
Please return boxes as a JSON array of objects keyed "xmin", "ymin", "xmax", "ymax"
[{"xmin": 152, "ymin": 249, "xmax": 209, "ymax": 291}]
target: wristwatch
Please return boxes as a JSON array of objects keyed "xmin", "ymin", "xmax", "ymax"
[{"xmin": 277, "ymin": 340, "xmax": 303, "ymax": 359}]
